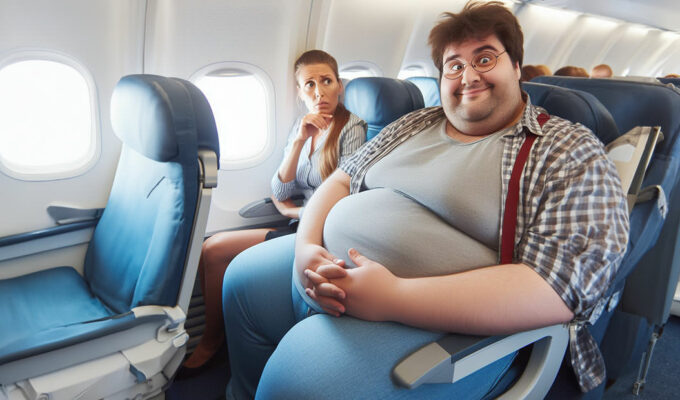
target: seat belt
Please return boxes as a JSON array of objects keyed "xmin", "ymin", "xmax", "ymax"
[{"xmin": 500, "ymin": 113, "xmax": 548, "ymax": 264}]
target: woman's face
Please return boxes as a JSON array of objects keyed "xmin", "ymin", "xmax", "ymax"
[{"xmin": 296, "ymin": 63, "xmax": 343, "ymax": 115}]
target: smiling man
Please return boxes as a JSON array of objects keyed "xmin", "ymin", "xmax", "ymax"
[{"xmin": 221, "ymin": 2, "xmax": 630, "ymax": 399}]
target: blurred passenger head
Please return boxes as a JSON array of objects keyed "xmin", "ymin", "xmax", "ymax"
[
  {"xmin": 664, "ymin": 73, "xmax": 680, "ymax": 78},
  {"xmin": 591, "ymin": 64, "xmax": 613, "ymax": 78},
  {"xmin": 554, "ymin": 66, "xmax": 589, "ymax": 77},
  {"xmin": 536, "ymin": 64, "xmax": 552, "ymax": 76},
  {"xmin": 521, "ymin": 64, "xmax": 543, "ymax": 82},
  {"xmin": 428, "ymin": 1, "xmax": 524, "ymax": 78},
  {"xmin": 293, "ymin": 49, "xmax": 349, "ymax": 180}
]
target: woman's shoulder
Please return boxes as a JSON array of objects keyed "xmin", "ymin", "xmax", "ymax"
[{"xmin": 346, "ymin": 111, "xmax": 367, "ymax": 129}]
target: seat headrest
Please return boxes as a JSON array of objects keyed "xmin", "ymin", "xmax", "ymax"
[
  {"xmin": 522, "ymin": 82, "xmax": 619, "ymax": 145},
  {"xmin": 344, "ymin": 77, "xmax": 425, "ymax": 140},
  {"xmin": 532, "ymin": 76, "xmax": 680, "ymax": 159},
  {"xmin": 658, "ymin": 77, "xmax": 680, "ymax": 87},
  {"xmin": 405, "ymin": 76, "xmax": 441, "ymax": 107},
  {"xmin": 110, "ymin": 74, "xmax": 219, "ymax": 163}
]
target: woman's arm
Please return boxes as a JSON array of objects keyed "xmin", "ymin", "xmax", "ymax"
[
  {"xmin": 277, "ymin": 113, "xmax": 333, "ymax": 183},
  {"xmin": 270, "ymin": 196, "xmax": 302, "ymax": 219}
]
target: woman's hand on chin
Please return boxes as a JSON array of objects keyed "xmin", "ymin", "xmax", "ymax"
[{"xmin": 297, "ymin": 112, "xmax": 333, "ymax": 142}]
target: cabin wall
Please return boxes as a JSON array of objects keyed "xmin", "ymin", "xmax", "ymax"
[{"xmin": 1, "ymin": 0, "xmax": 679, "ymax": 277}]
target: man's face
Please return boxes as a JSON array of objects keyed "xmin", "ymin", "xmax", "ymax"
[{"xmin": 440, "ymin": 34, "xmax": 523, "ymax": 135}]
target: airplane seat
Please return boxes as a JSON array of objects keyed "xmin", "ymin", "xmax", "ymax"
[
  {"xmin": 344, "ymin": 77, "xmax": 425, "ymax": 140},
  {"xmin": 0, "ymin": 74, "xmax": 219, "ymax": 399},
  {"xmin": 392, "ymin": 80, "xmax": 666, "ymax": 400},
  {"xmin": 527, "ymin": 76, "xmax": 680, "ymax": 395},
  {"xmin": 657, "ymin": 77, "xmax": 680, "ymax": 87},
  {"xmin": 405, "ymin": 76, "xmax": 442, "ymax": 107},
  {"xmin": 522, "ymin": 81, "xmax": 620, "ymax": 145}
]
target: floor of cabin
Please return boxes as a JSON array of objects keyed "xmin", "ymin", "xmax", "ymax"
[
  {"xmin": 165, "ymin": 316, "xmax": 680, "ymax": 400},
  {"xmin": 603, "ymin": 315, "xmax": 680, "ymax": 400}
]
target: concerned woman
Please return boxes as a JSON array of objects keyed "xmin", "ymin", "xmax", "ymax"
[{"xmin": 182, "ymin": 50, "xmax": 367, "ymax": 371}]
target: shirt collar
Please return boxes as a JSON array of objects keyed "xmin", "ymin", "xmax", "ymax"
[{"xmin": 512, "ymin": 93, "xmax": 548, "ymax": 138}]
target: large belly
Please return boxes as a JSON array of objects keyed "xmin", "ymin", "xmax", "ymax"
[{"xmin": 323, "ymin": 188, "xmax": 497, "ymax": 278}]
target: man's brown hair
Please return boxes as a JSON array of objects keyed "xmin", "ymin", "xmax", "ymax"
[{"xmin": 428, "ymin": 1, "xmax": 524, "ymax": 77}]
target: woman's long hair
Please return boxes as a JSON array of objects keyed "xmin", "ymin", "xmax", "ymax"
[{"xmin": 294, "ymin": 50, "xmax": 350, "ymax": 180}]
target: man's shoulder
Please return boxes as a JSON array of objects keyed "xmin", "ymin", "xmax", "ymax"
[
  {"xmin": 540, "ymin": 112, "xmax": 604, "ymax": 145},
  {"xmin": 537, "ymin": 113, "xmax": 609, "ymax": 163}
]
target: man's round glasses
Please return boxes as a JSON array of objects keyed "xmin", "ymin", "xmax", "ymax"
[{"xmin": 443, "ymin": 50, "xmax": 507, "ymax": 80}]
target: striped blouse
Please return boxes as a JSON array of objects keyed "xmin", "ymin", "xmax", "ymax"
[{"xmin": 271, "ymin": 112, "xmax": 367, "ymax": 207}]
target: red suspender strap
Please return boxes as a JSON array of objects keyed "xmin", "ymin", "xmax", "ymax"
[{"xmin": 500, "ymin": 113, "xmax": 549, "ymax": 264}]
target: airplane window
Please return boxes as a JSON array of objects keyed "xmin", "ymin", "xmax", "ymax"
[
  {"xmin": 397, "ymin": 65, "xmax": 429, "ymax": 79},
  {"xmin": 193, "ymin": 67, "xmax": 273, "ymax": 169},
  {"xmin": 0, "ymin": 58, "xmax": 97, "ymax": 180},
  {"xmin": 339, "ymin": 62, "xmax": 382, "ymax": 81}
]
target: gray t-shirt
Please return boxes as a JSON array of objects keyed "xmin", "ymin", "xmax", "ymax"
[{"xmin": 323, "ymin": 118, "xmax": 505, "ymax": 278}]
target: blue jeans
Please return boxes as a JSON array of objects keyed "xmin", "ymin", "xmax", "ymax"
[{"xmin": 222, "ymin": 234, "xmax": 516, "ymax": 399}]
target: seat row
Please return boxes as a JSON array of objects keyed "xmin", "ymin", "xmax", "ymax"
[{"xmin": 1, "ymin": 73, "xmax": 678, "ymax": 399}]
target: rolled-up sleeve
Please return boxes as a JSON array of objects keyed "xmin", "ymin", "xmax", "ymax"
[{"xmin": 518, "ymin": 134, "xmax": 629, "ymax": 316}]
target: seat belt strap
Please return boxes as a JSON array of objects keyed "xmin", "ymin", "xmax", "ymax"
[{"xmin": 500, "ymin": 113, "xmax": 549, "ymax": 264}]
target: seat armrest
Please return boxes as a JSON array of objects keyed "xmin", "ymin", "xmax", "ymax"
[
  {"xmin": 393, "ymin": 324, "xmax": 569, "ymax": 399},
  {"xmin": 239, "ymin": 194, "xmax": 305, "ymax": 218},
  {"xmin": 47, "ymin": 205, "xmax": 104, "ymax": 225},
  {"xmin": 131, "ymin": 305, "xmax": 186, "ymax": 332}
]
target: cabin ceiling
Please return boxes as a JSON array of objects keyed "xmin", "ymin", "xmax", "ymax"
[{"xmin": 523, "ymin": 0, "xmax": 680, "ymax": 32}]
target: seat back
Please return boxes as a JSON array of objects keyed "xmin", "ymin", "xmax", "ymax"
[
  {"xmin": 533, "ymin": 75, "xmax": 680, "ymax": 394},
  {"xmin": 344, "ymin": 77, "xmax": 424, "ymax": 141},
  {"xmin": 533, "ymin": 77, "xmax": 680, "ymax": 317},
  {"xmin": 85, "ymin": 75, "xmax": 219, "ymax": 314},
  {"xmin": 405, "ymin": 76, "xmax": 441, "ymax": 107},
  {"xmin": 657, "ymin": 77, "xmax": 680, "ymax": 87},
  {"xmin": 522, "ymin": 82, "xmax": 620, "ymax": 144}
]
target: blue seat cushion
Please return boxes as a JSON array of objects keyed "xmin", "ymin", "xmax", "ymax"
[
  {"xmin": 406, "ymin": 76, "xmax": 442, "ymax": 107},
  {"xmin": 345, "ymin": 77, "xmax": 425, "ymax": 140},
  {"xmin": 0, "ymin": 267, "xmax": 112, "ymax": 350},
  {"xmin": 0, "ymin": 266, "xmax": 171, "ymax": 364}
]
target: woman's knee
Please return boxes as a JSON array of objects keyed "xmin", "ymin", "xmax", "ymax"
[{"xmin": 201, "ymin": 233, "xmax": 230, "ymax": 267}]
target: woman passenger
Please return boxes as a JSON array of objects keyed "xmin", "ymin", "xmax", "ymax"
[{"xmin": 182, "ymin": 49, "xmax": 367, "ymax": 371}]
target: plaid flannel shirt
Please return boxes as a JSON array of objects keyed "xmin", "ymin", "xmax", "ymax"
[{"xmin": 339, "ymin": 99, "xmax": 630, "ymax": 392}]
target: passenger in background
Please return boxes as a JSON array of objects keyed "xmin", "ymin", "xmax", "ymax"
[
  {"xmin": 554, "ymin": 65, "xmax": 589, "ymax": 77},
  {"xmin": 222, "ymin": 1, "xmax": 628, "ymax": 399},
  {"xmin": 520, "ymin": 64, "xmax": 541, "ymax": 81},
  {"xmin": 665, "ymin": 73, "xmax": 680, "ymax": 78},
  {"xmin": 591, "ymin": 63, "xmax": 613, "ymax": 78},
  {"xmin": 536, "ymin": 64, "xmax": 552, "ymax": 76},
  {"xmin": 181, "ymin": 49, "xmax": 367, "ymax": 373}
]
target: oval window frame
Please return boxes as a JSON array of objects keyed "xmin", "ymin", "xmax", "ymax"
[
  {"xmin": 339, "ymin": 61, "xmax": 383, "ymax": 81},
  {"xmin": 190, "ymin": 61, "xmax": 276, "ymax": 170},
  {"xmin": 0, "ymin": 50, "xmax": 101, "ymax": 181}
]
